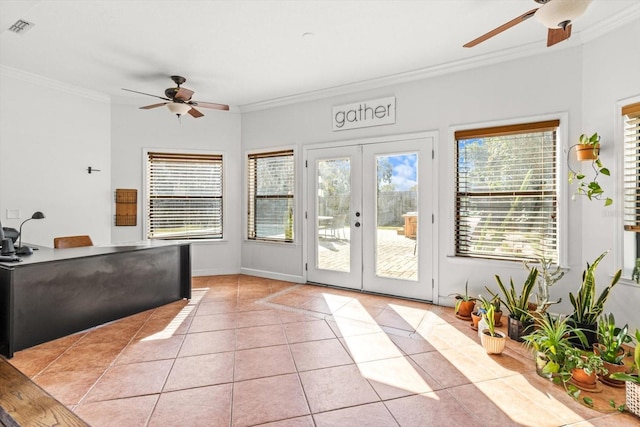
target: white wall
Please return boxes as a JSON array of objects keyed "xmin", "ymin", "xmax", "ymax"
[
  {"xmin": 0, "ymin": 67, "xmax": 111, "ymax": 246},
  {"xmin": 580, "ymin": 20, "xmax": 640, "ymax": 330},
  {"xmin": 241, "ymin": 19, "xmax": 640, "ymax": 331},
  {"xmin": 110, "ymin": 98, "xmax": 242, "ymax": 277}
]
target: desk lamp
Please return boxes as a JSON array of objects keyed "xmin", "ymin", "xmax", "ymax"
[{"xmin": 15, "ymin": 211, "xmax": 45, "ymax": 255}]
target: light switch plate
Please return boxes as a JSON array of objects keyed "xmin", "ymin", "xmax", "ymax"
[{"xmin": 6, "ymin": 209, "xmax": 19, "ymax": 219}]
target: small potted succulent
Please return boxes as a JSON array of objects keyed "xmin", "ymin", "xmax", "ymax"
[{"xmin": 450, "ymin": 280, "xmax": 476, "ymax": 320}]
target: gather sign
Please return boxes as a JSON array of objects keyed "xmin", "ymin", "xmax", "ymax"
[{"xmin": 332, "ymin": 96, "xmax": 396, "ymax": 131}]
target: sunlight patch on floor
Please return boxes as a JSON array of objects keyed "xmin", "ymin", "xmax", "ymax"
[
  {"xmin": 324, "ymin": 293, "xmax": 438, "ymax": 399},
  {"xmin": 141, "ymin": 288, "xmax": 207, "ymax": 341}
]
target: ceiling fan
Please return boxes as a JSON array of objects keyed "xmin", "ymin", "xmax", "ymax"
[
  {"xmin": 122, "ymin": 75, "xmax": 229, "ymax": 118},
  {"xmin": 463, "ymin": 0, "xmax": 592, "ymax": 48}
]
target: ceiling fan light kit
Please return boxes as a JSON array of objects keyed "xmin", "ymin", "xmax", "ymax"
[
  {"xmin": 167, "ymin": 102, "xmax": 192, "ymax": 116},
  {"xmin": 463, "ymin": 0, "xmax": 592, "ymax": 48},
  {"xmin": 535, "ymin": 0, "xmax": 591, "ymax": 29}
]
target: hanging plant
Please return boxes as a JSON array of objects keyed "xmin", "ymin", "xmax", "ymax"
[{"xmin": 568, "ymin": 132, "xmax": 612, "ymax": 206}]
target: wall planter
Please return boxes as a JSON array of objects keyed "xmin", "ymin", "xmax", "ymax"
[{"xmin": 575, "ymin": 143, "xmax": 600, "ymax": 161}]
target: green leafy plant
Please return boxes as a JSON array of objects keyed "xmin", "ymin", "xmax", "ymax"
[
  {"xmin": 449, "ymin": 280, "xmax": 476, "ymax": 313},
  {"xmin": 522, "ymin": 313, "xmax": 585, "ymax": 376},
  {"xmin": 478, "ymin": 295, "xmax": 499, "ymax": 336},
  {"xmin": 568, "ymin": 132, "xmax": 612, "ymax": 206},
  {"xmin": 564, "ymin": 347, "xmax": 607, "ymax": 376},
  {"xmin": 610, "ymin": 329, "xmax": 640, "ymax": 383},
  {"xmin": 568, "ymin": 250, "xmax": 621, "ymax": 325},
  {"xmin": 493, "ymin": 266, "xmax": 538, "ymax": 322},
  {"xmin": 596, "ymin": 313, "xmax": 631, "ymax": 365}
]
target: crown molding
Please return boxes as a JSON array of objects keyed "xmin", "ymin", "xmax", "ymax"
[
  {"xmin": 240, "ymin": 5, "xmax": 640, "ymax": 114},
  {"xmin": 579, "ymin": 4, "xmax": 640, "ymax": 44},
  {"xmin": 0, "ymin": 65, "xmax": 110, "ymax": 103}
]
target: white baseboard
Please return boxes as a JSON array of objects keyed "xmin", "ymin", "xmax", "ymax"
[
  {"xmin": 240, "ymin": 268, "xmax": 305, "ymax": 284},
  {"xmin": 192, "ymin": 267, "xmax": 241, "ymax": 277}
]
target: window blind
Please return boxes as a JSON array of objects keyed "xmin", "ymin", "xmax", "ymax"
[
  {"xmin": 247, "ymin": 150, "xmax": 294, "ymax": 242},
  {"xmin": 147, "ymin": 152, "xmax": 223, "ymax": 240},
  {"xmin": 455, "ymin": 120, "xmax": 559, "ymax": 262},
  {"xmin": 623, "ymin": 102, "xmax": 640, "ymax": 231}
]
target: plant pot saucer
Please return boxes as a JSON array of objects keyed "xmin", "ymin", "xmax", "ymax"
[
  {"xmin": 569, "ymin": 378, "xmax": 603, "ymax": 392},
  {"xmin": 455, "ymin": 313, "xmax": 472, "ymax": 321},
  {"xmin": 470, "ymin": 323, "xmax": 478, "ymax": 331},
  {"xmin": 598, "ymin": 376, "xmax": 626, "ymax": 388}
]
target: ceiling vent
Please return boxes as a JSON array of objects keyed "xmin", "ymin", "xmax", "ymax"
[{"xmin": 8, "ymin": 19, "xmax": 35, "ymax": 34}]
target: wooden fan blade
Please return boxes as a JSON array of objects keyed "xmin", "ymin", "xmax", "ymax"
[
  {"xmin": 175, "ymin": 87, "xmax": 194, "ymax": 101},
  {"xmin": 122, "ymin": 88, "xmax": 170, "ymax": 101},
  {"xmin": 463, "ymin": 8, "xmax": 538, "ymax": 48},
  {"xmin": 547, "ymin": 24, "xmax": 572, "ymax": 47},
  {"xmin": 192, "ymin": 101, "xmax": 230, "ymax": 111},
  {"xmin": 140, "ymin": 102, "xmax": 168, "ymax": 110},
  {"xmin": 188, "ymin": 107, "xmax": 204, "ymax": 118}
]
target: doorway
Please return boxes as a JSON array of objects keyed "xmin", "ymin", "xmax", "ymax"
[{"xmin": 305, "ymin": 135, "xmax": 434, "ymax": 301}]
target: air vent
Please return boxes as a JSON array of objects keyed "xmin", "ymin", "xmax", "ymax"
[{"xmin": 8, "ymin": 19, "xmax": 35, "ymax": 34}]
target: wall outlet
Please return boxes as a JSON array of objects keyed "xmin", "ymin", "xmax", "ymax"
[{"xmin": 6, "ymin": 209, "xmax": 19, "ymax": 219}]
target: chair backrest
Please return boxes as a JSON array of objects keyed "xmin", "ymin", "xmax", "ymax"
[{"xmin": 54, "ymin": 235, "xmax": 93, "ymax": 249}]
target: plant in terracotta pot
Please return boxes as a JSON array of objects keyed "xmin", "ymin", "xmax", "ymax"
[
  {"xmin": 594, "ymin": 313, "xmax": 632, "ymax": 388},
  {"xmin": 478, "ymin": 298, "xmax": 506, "ymax": 355},
  {"xmin": 493, "ymin": 266, "xmax": 538, "ymax": 341},
  {"xmin": 611, "ymin": 329, "xmax": 640, "ymax": 417},
  {"xmin": 522, "ymin": 313, "xmax": 585, "ymax": 379},
  {"xmin": 568, "ymin": 251, "xmax": 621, "ymax": 349},
  {"xmin": 564, "ymin": 347, "xmax": 607, "ymax": 390},
  {"xmin": 568, "ymin": 132, "xmax": 613, "ymax": 206},
  {"xmin": 450, "ymin": 280, "xmax": 476, "ymax": 320}
]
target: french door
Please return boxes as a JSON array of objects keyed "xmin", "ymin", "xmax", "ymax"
[{"xmin": 305, "ymin": 136, "xmax": 433, "ymax": 300}]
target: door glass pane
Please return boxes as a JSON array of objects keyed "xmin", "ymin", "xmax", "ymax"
[
  {"xmin": 317, "ymin": 158, "xmax": 350, "ymax": 272},
  {"xmin": 375, "ymin": 153, "xmax": 418, "ymax": 280}
]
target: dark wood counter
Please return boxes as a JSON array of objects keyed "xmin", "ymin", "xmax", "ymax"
[{"xmin": 0, "ymin": 241, "xmax": 191, "ymax": 358}]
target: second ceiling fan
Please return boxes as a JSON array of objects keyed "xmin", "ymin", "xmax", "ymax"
[{"xmin": 464, "ymin": 0, "xmax": 592, "ymax": 48}]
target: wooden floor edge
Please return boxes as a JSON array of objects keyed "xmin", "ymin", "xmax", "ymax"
[{"xmin": 0, "ymin": 357, "xmax": 90, "ymax": 427}]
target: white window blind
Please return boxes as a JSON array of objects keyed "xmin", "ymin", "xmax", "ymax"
[
  {"xmin": 147, "ymin": 152, "xmax": 223, "ymax": 240},
  {"xmin": 455, "ymin": 120, "xmax": 559, "ymax": 262},
  {"xmin": 624, "ymin": 102, "xmax": 640, "ymax": 231},
  {"xmin": 247, "ymin": 150, "xmax": 294, "ymax": 242}
]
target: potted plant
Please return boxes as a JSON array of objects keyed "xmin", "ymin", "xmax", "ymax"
[
  {"xmin": 611, "ymin": 329, "xmax": 640, "ymax": 417},
  {"xmin": 492, "ymin": 266, "xmax": 538, "ymax": 341},
  {"xmin": 568, "ymin": 250, "xmax": 621, "ymax": 349},
  {"xmin": 524, "ymin": 256, "xmax": 563, "ymax": 315},
  {"xmin": 564, "ymin": 347, "xmax": 607, "ymax": 389},
  {"xmin": 522, "ymin": 313, "xmax": 586, "ymax": 379},
  {"xmin": 478, "ymin": 298, "xmax": 506, "ymax": 355},
  {"xmin": 594, "ymin": 313, "xmax": 632, "ymax": 387},
  {"xmin": 450, "ymin": 280, "xmax": 476, "ymax": 320},
  {"xmin": 568, "ymin": 132, "xmax": 613, "ymax": 206}
]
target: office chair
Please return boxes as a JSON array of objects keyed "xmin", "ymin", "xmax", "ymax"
[{"xmin": 54, "ymin": 235, "xmax": 93, "ymax": 249}]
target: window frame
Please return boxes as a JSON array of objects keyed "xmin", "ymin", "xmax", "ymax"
[
  {"xmin": 616, "ymin": 96, "xmax": 640, "ymax": 282},
  {"xmin": 245, "ymin": 148, "xmax": 296, "ymax": 243},
  {"xmin": 142, "ymin": 148, "xmax": 226, "ymax": 241},
  {"xmin": 450, "ymin": 115, "xmax": 568, "ymax": 266}
]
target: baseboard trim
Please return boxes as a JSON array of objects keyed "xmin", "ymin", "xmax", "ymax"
[{"xmin": 239, "ymin": 268, "xmax": 305, "ymax": 284}]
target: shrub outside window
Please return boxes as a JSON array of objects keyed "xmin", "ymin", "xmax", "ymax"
[
  {"xmin": 455, "ymin": 120, "xmax": 559, "ymax": 263},
  {"xmin": 146, "ymin": 151, "xmax": 223, "ymax": 240},
  {"xmin": 247, "ymin": 150, "xmax": 295, "ymax": 242}
]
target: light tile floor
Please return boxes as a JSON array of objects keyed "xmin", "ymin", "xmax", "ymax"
[{"xmin": 8, "ymin": 275, "xmax": 638, "ymax": 426}]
